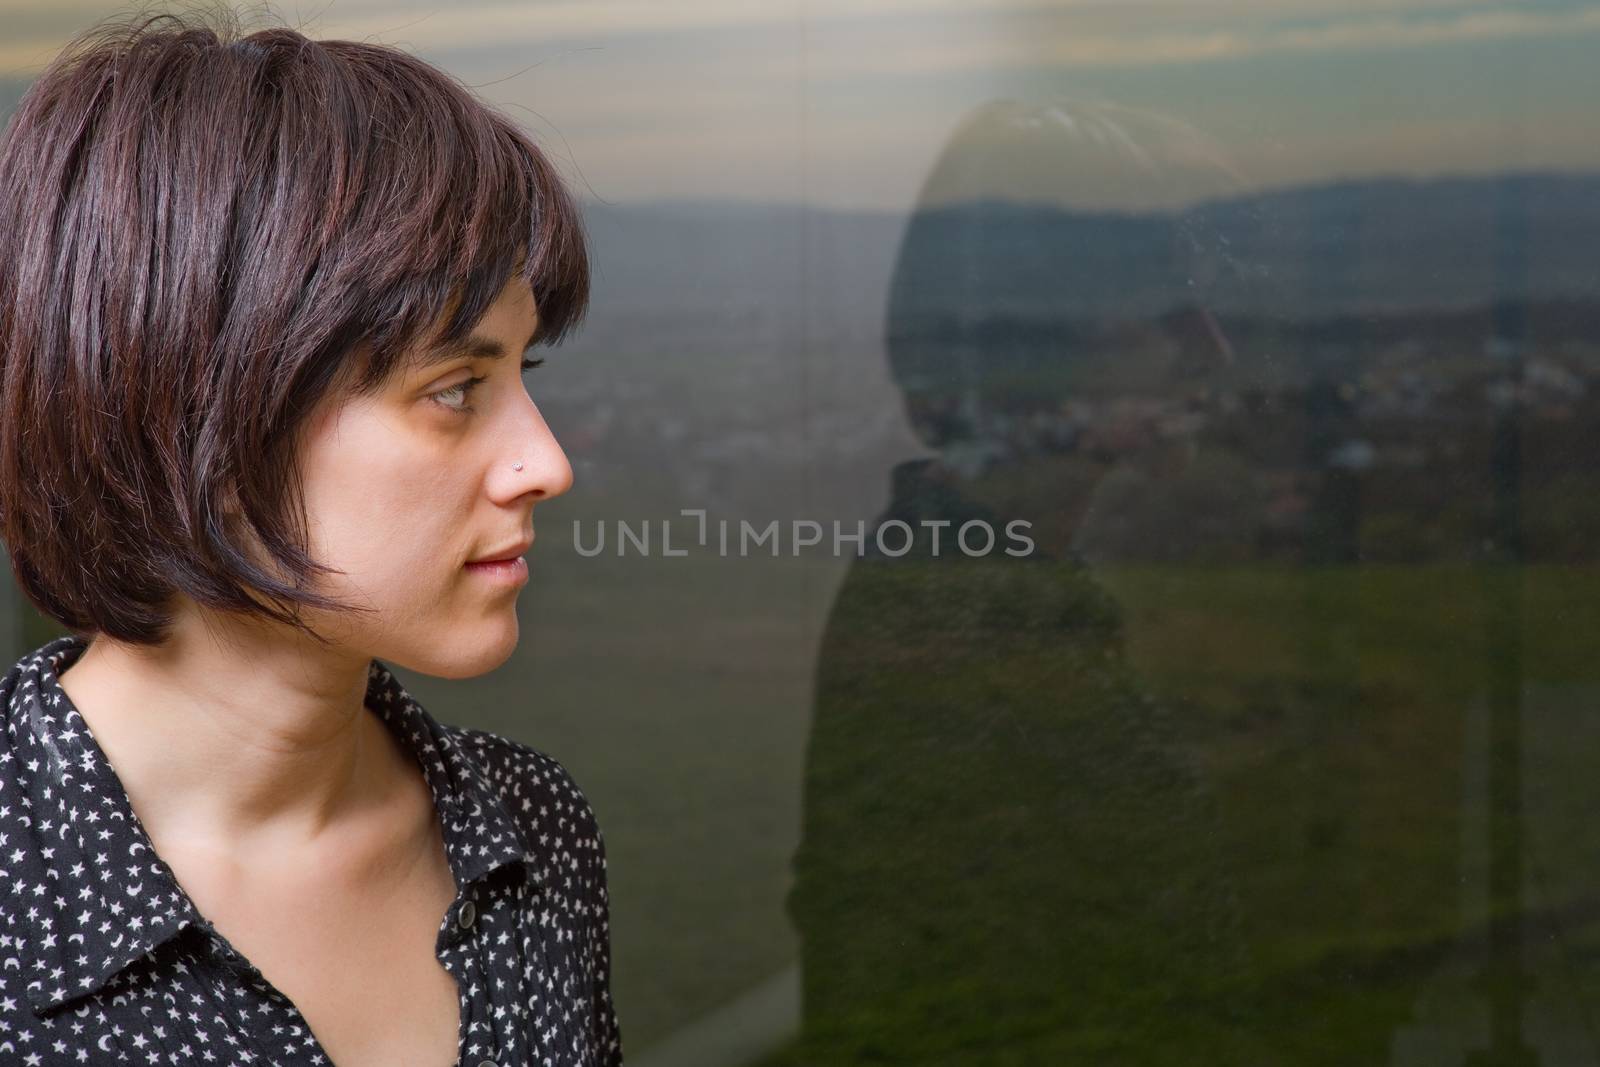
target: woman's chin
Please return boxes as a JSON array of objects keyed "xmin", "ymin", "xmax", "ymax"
[{"xmin": 387, "ymin": 616, "xmax": 521, "ymax": 680}]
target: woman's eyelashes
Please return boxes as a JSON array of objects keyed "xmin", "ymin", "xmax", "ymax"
[{"xmin": 431, "ymin": 357, "xmax": 545, "ymax": 414}]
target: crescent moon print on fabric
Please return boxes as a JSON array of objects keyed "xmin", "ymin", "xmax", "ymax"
[{"xmin": 0, "ymin": 634, "xmax": 625, "ymax": 1065}]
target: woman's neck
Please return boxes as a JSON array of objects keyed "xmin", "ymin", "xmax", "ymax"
[{"xmin": 52, "ymin": 624, "xmax": 398, "ymax": 864}]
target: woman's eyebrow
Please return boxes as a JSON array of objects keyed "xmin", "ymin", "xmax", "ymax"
[{"xmin": 416, "ymin": 322, "xmax": 541, "ymax": 368}]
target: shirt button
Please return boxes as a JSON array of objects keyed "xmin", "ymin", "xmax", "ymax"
[
  {"xmin": 458, "ymin": 900, "xmax": 477, "ymax": 930},
  {"xmin": 475, "ymin": 1061, "xmax": 499, "ymax": 1067}
]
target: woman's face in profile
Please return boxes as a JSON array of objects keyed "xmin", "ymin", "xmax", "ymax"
[{"xmin": 287, "ymin": 274, "xmax": 571, "ymax": 676}]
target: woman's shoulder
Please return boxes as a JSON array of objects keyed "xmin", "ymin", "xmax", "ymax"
[
  {"xmin": 443, "ymin": 723, "xmax": 611, "ymax": 846},
  {"xmin": 364, "ymin": 656, "xmax": 609, "ymax": 851}
]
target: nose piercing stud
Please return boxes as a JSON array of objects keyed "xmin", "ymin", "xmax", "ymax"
[{"xmin": 512, "ymin": 463, "xmax": 524, "ymax": 471}]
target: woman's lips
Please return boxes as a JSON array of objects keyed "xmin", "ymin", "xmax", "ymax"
[{"xmin": 464, "ymin": 555, "xmax": 529, "ymax": 585}]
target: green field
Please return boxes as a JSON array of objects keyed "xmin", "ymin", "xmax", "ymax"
[{"xmin": 14, "ymin": 560, "xmax": 1600, "ymax": 1062}]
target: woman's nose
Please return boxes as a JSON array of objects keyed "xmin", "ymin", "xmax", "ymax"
[{"xmin": 515, "ymin": 407, "xmax": 574, "ymax": 501}]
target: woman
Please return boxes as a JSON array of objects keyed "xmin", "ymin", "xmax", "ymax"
[
  {"xmin": 780, "ymin": 99, "xmax": 1258, "ymax": 1066},
  {"xmin": 0, "ymin": 9, "xmax": 621, "ymax": 1066}
]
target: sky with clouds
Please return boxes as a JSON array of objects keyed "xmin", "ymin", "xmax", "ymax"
[{"xmin": 2, "ymin": 0, "xmax": 1597, "ymax": 210}]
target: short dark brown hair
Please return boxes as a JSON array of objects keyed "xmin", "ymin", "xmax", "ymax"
[{"xmin": 0, "ymin": 6, "xmax": 590, "ymax": 647}]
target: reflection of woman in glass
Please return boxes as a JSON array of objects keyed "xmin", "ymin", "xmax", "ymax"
[
  {"xmin": 0, "ymin": 11, "xmax": 621, "ymax": 1065},
  {"xmin": 778, "ymin": 99, "xmax": 1262, "ymax": 1065}
]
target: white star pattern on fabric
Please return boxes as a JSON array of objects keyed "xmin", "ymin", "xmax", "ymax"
[{"xmin": 0, "ymin": 635, "xmax": 624, "ymax": 1066}]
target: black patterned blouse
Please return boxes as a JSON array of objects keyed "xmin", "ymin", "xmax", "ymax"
[{"xmin": 0, "ymin": 634, "xmax": 624, "ymax": 1066}]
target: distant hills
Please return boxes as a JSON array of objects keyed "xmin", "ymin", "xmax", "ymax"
[
  {"xmin": 5, "ymin": 66, "xmax": 1597, "ymax": 334},
  {"xmin": 582, "ymin": 173, "xmax": 1600, "ymax": 332}
]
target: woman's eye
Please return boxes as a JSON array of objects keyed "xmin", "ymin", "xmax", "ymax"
[
  {"xmin": 432, "ymin": 375, "xmax": 486, "ymax": 413},
  {"xmin": 432, "ymin": 359, "xmax": 542, "ymax": 414}
]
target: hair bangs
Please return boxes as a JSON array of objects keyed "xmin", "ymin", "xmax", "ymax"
[{"xmin": 300, "ymin": 39, "xmax": 590, "ymax": 395}]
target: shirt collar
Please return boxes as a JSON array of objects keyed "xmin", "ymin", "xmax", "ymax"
[{"xmin": 5, "ymin": 633, "xmax": 528, "ymax": 1016}]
